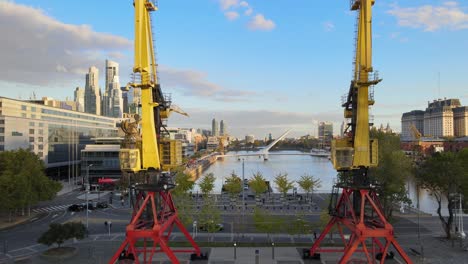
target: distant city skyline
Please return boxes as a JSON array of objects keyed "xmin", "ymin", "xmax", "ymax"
[{"xmin": 1, "ymin": 1, "xmax": 467, "ymax": 137}]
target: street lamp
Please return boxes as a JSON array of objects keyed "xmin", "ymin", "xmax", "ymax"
[
  {"xmin": 86, "ymin": 164, "xmax": 93, "ymax": 229},
  {"xmin": 233, "ymin": 242, "xmax": 237, "ymax": 259},
  {"xmin": 108, "ymin": 221, "xmax": 112, "ymax": 237},
  {"xmin": 241, "ymin": 158, "xmax": 246, "ymax": 236},
  {"xmin": 272, "ymin": 242, "xmax": 275, "ymax": 259},
  {"xmin": 242, "ymin": 158, "xmax": 245, "ymax": 215}
]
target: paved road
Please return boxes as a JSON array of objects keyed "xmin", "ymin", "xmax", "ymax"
[{"xmin": 2, "ymin": 190, "xmax": 468, "ymax": 263}]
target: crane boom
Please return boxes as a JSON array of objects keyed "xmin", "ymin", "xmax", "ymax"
[
  {"xmin": 332, "ymin": 0, "xmax": 380, "ymax": 171},
  {"xmin": 134, "ymin": 0, "xmax": 161, "ymax": 171},
  {"xmin": 111, "ymin": 1, "xmax": 203, "ymax": 263},
  {"xmin": 309, "ymin": 1, "xmax": 413, "ymax": 263}
]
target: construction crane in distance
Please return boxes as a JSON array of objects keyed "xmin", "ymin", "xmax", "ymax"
[
  {"xmin": 307, "ymin": 1, "xmax": 413, "ymax": 263},
  {"xmin": 109, "ymin": 1, "xmax": 205, "ymax": 263}
]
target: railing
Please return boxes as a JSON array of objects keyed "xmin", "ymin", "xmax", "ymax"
[
  {"xmin": 341, "ymin": 94, "xmax": 349, "ymax": 105},
  {"xmin": 163, "ymin": 93, "xmax": 172, "ymax": 107},
  {"xmin": 369, "ymin": 85, "xmax": 375, "ymax": 102},
  {"xmin": 369, "ymin": 114, "xmax": 375, "ymax": 124}
]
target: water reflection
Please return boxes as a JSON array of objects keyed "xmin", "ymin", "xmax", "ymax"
[{"xmin": 195, "ymin": 150, "xmax": 337, "ymax": 194}]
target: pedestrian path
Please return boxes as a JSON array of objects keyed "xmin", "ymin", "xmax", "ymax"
[{"xmin": 32, "ymin": 204, "xmax": 73, "ymax": 213}]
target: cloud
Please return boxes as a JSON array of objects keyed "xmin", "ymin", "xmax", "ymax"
[
  {"xmin": 224, "ymin": 11, "xmax": 240, "ymax": 21},
  {"xmin": 220, "ymin": 0, "xmax": 239, "ymax": 10},
  {"xmin": 217, "ymin": 0, "xmax": 275, "ymax": 30},
  {"xmin": 248, "ymin": 14, "xmax": 276, "ymax": 31},
  {"xmin": 387, "ymin": 1, "xmax": 468, "ymax": 31},
  {"xmin": 0, "ymin": 1, "xmax": 132, "ymax": 85},
  {"xmin": 159, "ymin": 66, "xmax": 255, "ymax": 101},
  {"xmin": 322, "ymin": 21, "xmax": 335, "ymax": 32}
]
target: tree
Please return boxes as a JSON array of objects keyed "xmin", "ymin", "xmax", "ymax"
[
  {"xmin": 297, "ymin": 174, "xmax": 322, "ymax": 203},
  {"xmin": 198, "ymin": 173, "xmax": 216, "ymax": 197},
  {"xmin": 224, "ymin": 172, "xmax": 242, "ymax": 207},
  {"xmin": 317, "ymin": 209, "xmax": 337, "ymax": 240},
  {"xmin": 0, "ymin": 149, "xmax": 62, "ymax": 219},
  {"xmin": 288, "ymin": 212, "xmax": 311, "ymax": 237},
  {"xmin": 368, "ymin": 129, "xmax": 413, "ymax": 219},
  {"xmin": 417, "ymin": 151, "xmax": 465, "ymax": 239},
  {"xmin": 173, "ymin": 171, "xmax": 195, "ymax": 197},
  {"xmin": 253, "ymin": 208, "xmax": 284, "ymax": 237},
  {"xmin": 172, "ymin": 171, "xmax": 196, "ymax": 227},
  {"xmin": 249, "ymin": 172, "xmax": 268, "ymax": 206},
  {"xmin": 198, "ymin": 199, "xmax": 221, "ymax": 239},
  {"xmin": 38, "ymin": 222, "xmax": 86, "ymax": 248},
  {"xmin": 274, "ymin": 173, "xmax": 295, "ymax": 206}
]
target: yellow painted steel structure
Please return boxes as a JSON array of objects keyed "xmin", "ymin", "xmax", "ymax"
[
  {"xmin": 331, "ymin": 0, "xmax": 381, "ymax": 171},
  {"xmin": 159, "ymin": 139, "xmax": 183, "ymax": 171},
  {"xmin": 120, "ymin": 0, "xmax": 161, "ymax": 172}
]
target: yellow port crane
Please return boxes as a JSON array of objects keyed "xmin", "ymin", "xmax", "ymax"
[
  {"xmin": 308, "ymin": 1, "xmax": 413, "ymax": 263},
  {"xmin": 111, "ymin": 1, "xmax": 203, "ymax": 263}
]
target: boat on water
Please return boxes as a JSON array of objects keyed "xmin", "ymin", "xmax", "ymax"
[{"xmin": 310, "ymin": 148, "xmax": 331, "ymax": 158}]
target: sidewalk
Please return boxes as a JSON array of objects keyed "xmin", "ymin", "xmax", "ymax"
[
  {"xmin": 57, "ymin": 179, "xmax": 82, "ymax": 196},
  {"xmin": 4, "ymin": 230, "xmax": 468, "ymax": 263}
]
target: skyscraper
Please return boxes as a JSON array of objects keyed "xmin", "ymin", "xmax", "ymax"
[
  {"xmin": 212, "ymin": 118, "xmax": 219, "ymax": 137},
  {"xmin": 103, "ymin": 60, "xmax": 122, "ymax": 118},
  {"xmin": 220, "ymin": 120, "xmax": 227, "ymax": 136},
  {"xmin": 84, "ymin": 66, "xmax": 101, "ymax": 115},
  {"xmin": 110, "ymin": 76, "xmax": 123, "ymax": 118},
  {"xmin": 74, "ymin": 87, "xmax": 85, "ymax": 112}
]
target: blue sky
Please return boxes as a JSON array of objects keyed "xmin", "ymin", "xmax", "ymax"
[{"xmin": 0, "ymin": 0, "xmax": 467, "ymax": 138}]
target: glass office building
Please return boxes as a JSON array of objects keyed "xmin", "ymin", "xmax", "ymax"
[{"xmin": 0, "ymin": 96, "xmax": 119, "ymax": 179}]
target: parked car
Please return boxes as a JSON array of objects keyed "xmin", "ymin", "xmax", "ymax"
[
  {"xmin": 68, "ymin": 204, "xmax": 84, "ymax": 212},
  {"xmin": 198, "ymin": 222, "xmax": 224, "ymax": 232},
  {"xmin": 81, "ymin": 203, "xmax": 95, "ymax": 210},
  {"xmin": 96, "ymin": 201, "xmax": 109, "ymax": 209}
]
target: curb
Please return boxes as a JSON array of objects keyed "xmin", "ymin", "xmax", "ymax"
[
  {"xmin": 39, "ymin": 246, "xmax": 78, "ymax": 261},
  {"xmin": 0, "ymin": 213, "xmax": 40, "ymax": 231}
]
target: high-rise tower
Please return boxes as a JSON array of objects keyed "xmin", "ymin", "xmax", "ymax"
[
  {"xmin": 212, "ymin": 118, "xmax": 219, "ymax": 137},
  {"xmin": 103, "ymin": 60, "xmax": 122, "ymax": 117},
  {"xmin": 84, "ymin": 66, "xmax": 101, "ymax": 115},
  {"xmin": 220, "ymin": 120, "xmax": 227, "ymax": 136},
  {"xmin": 74, "ymin": 87, "xmax": 85, "ymax": 112}
]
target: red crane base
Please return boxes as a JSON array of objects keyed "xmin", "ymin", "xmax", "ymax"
[
  {"xmin": 109, "ymin": 191, "xmax": 201, "ymax": 264},
  {"xmin": 309, "ymin": 188, "xmax": 413, "ymax": 264}
]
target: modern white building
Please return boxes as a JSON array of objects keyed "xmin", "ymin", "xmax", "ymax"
[
  {"xmin": 84, "ymin": 66, "xmax": 101, "ymax": 115},
  {"xmin": 109, "ymin": 76, "xmax": 123, "ymax": 118},
  {"xmin": 74, "ymin": 87, "xmax": 85, "ymax": 112},
  {"xmin": 81, "ymin": 140, "xmax": 121, "ymax": 184},
  {"xmin": 0, "ymin": 96, "xmax": 118, "ymax": 178},
  {"xmin": 103, "ymin": 60, "xmax": 123, "ymax": 118}
]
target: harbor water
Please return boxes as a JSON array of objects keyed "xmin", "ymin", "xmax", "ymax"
[{"xmin": 194, "ymin": 150, "xmax": 337, "ymax": 194}]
